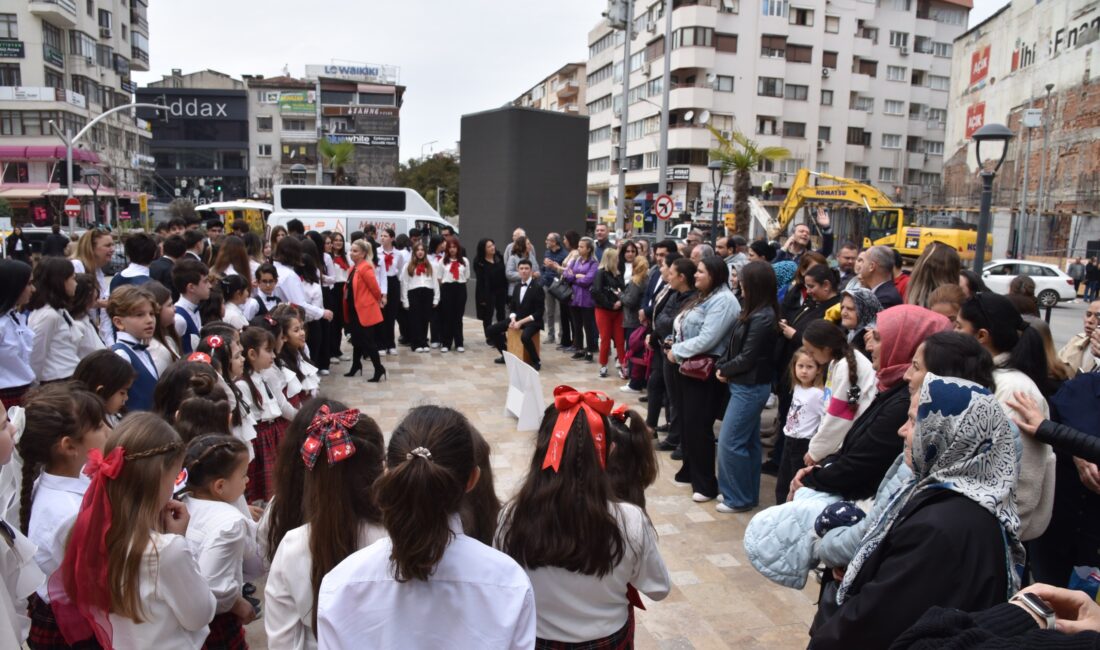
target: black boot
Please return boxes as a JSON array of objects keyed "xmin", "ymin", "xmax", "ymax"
[
  {"xmin": 343, "ymin": 359, "xmax": 363, "ymax": 377},
  {"xmin": 368, "ymin": 364, "xmax": 387, "ymax": 382}
]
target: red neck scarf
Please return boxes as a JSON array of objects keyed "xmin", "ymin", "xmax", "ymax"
[
  {"xmin": 415, "ymin": 262, "xmax": 429, "ymax": 276},
  {"xmin": 384, "ymin": 252, "xmax": 394, "ymax": 270},
  {"xmin": 542, "ymin": 386, "xmax": 614, "ymax": 472},
  {"xmin": 449, "ymin": 260, "xmax": 461, "ymax": 280}
]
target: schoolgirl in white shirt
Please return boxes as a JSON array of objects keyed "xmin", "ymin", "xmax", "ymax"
[
  {"xmin": 328, "ymin": 233, "xmax": 351, "ymax": 361},
  {"xmin": 71, "ymin": 349, "xmax": 136, "ymax": 429},
  {"xmin": 50, "ymin": 413, "xmax": 215, "ymax": 649},
  {"xmin": 399, "ymin": 242, "xmax": 440, "ymax": 353},
  {"xmin": 237, "ymin": 325, "xmax": 295, "ymax": 504},
  {"xmin": 298, "ymin": 243, "xmax": 331, "ymax": 376},
  {"xmin": 145, "ymin": 281, "xmax": 183, "ymax": 375},
  {"xmin": 70, "ymin": 273, "xmax": 107, "ymax": 358},
  {"xmin": 220, "ymin": 275, "xmax": 251, "ymax": 331},
  {"xmin": 376, "ymin": 228, "xmax": 407, "ymax": 354},
  {"xmin": 271, "ymin": 305, "xmax": 319, "ymax": 400},
  {"xmin": 0, "ymin": 260, "xmax": 36, "ymax": 409},
  {"xmin": 271, "ymin": 237, "xmax": 332, "ymax": 325},
  {"xmin": 178, "ymin": 435, "xmax": 263, "ymax": 648},
  {"xmin": 16, "ymin": 385, "xmax": 108, "ymax": 644},
  {"xmin": 27, "ymin": 258, "xmax": 80, "ymax": 383},
  {"xmin": 437, "ymin": 238, "xmax": 470, "ymax": 353},
  {"xmin": 194, "ymin": 330, "xmax": 256, "ymax": 460},
  {"xmin": 69, "ymin": 229, "xmax": 115, "ymax": 346},
  {"xmin": 265, "ymin": 399, "xmax": 387, "ymax": 650},
  {"xmin": 496, "ymin": 388, "xmax": 671, "ymax": 646},
  {"xmin": 317, "ymin": 405, "xmax": 536, "ymax": 650},
  {"xmin": 0, "ymin": 404, "xmax": 44, "ymax": 649}
]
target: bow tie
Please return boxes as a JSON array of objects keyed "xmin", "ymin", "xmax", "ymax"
[
  {"xmin": 126, "ymin": 340, "xmax": 149, "ymax": 351},
  {"xmin": 521, "ymin": 283, "xmax": 529, "ymax": 288},
  {"xmin": 265, "ymin": 296, "xmax": 278, "ymax": 302}
]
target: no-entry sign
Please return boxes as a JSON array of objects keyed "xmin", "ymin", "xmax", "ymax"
[
  {"xmin": 64, "ymin": 198, "xmax": 81, "ymax": 217},
  {"xmin": 654, "ymin": 194, "xmax": 674, "ymax": 220}
]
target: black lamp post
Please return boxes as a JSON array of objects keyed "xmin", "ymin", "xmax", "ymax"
[
  {"xmin": 707, "ymin": 159, "xmax": 724, "ymax": 247},
  {"xmin": 970, "ymin": 123, "xmax": 1014, "ymax": 273},
  {"xmin": 83, "ymin": 168, "xmax": 102, "ymax": 228}
]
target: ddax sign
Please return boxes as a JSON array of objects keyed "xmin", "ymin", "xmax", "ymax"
[{"xmin": 136, "ymin": 91, "xmax": 247, "ymax": 121}]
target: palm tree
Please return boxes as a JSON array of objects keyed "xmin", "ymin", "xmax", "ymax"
[
  {"xmin": 318, "ymin": 139, "xmax": 356, "ymax": 185},
  {"xmin": 707, "ymin": 126, "xmax": 789, "ymax": 237}
]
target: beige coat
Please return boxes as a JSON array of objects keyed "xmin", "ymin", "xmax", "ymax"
[{"xmin": 1059, "ymin": 333, "xmax": 1098, "ymax": 375}]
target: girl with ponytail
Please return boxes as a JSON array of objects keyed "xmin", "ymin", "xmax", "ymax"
[{"xmin": 316, "ymin": 405, "xmax": 535, "ymax": 649}]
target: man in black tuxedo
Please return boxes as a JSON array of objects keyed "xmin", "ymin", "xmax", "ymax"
[
  {"xmin": 151, "ymin": 234, "xmax": 186, "ymax": 301},
  {"xmin": 490, "ymin": 259, "xmax": 544, "ymax": 371}
]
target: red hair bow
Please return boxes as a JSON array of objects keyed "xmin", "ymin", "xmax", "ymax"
[
  {"xmin": 187, "ymin": 352, "xmax": 212, "ymax": 364},
  {"xmin": 84, "ymin": 447, "xmax": 125, "ymax": 481},
  {"xmin": 610, "ymin": 402, "xmax": 630, "ymax": 422},
  {"xmin": 543, "ymin": 386, "xmax": 613, "ymax": 472},
  {"xmin": 301, "ymin": 404, "xmax": 360, "ymax": 469}
]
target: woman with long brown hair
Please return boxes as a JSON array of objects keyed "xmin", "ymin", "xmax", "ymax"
[
  {"xmin": 399, "ymin": 242, "xmax": 439, "ymax": 353},
  {"xmin": 69, "ymin": 228, "xmax": 115, "ymax": 343},
  {"xmin": 210, "ymin": 234, "xmax": 252, "ymax": 279}
]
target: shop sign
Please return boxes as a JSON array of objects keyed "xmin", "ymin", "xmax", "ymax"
[
  {"xmin": 0, "ymin": 39, "xmax": 24, "ymax": 59},
  {"xmin": 43, "ymin": 44, "xmax": 63, "ymax": 67},
  {"xmin": 305, "ymin": 63, "xmax": 399, "ymax": 84},
  {"xmin": 666, "ymin": 167, "xmax": 690, "ymax": 181},
  {"xmin": 327, "ymin": 134, "xmax": 399, "ymax": 147},
  {"xmin": 278, "ymin": 91, "xmax": 316, "ymax": 114},
  {"xmin": 970, "ymin": 45, "xmax": 990, "ymax": 87},
  {"xmin": 965, "ymin": 102, "xmax": 986, "ymax": 139},
  {"xmin": 322, "ymin": 105, "xmax": 399, "ymax": 117}
]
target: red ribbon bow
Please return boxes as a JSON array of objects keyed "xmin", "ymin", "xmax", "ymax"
[
  {"xmin": 449, "ymin": 260, "xmax": 461, "ymax": 280},
  {"xmin": 542, "ymin": 385, "xmax": 613, "ymax": 472},
  {"xmin": 84, "ymin": 447, "xmax": 124, "ymax": 481},
  {"xmin": 300, "ymin": 404, "xmax": 360, "ymax": 469},
  {"xmin": 415, "ymin": 263, "xmax": 428, "ymax": 276},
  {"xmin": 610, "ymin": 402, "xmax": 630, "ymax": 422},
  {"xmin": 188, "ymin": 351, "xmax": 212, "ymax": 364},
  {"xmin": 385, "ymin": 252, "xmax": 394, "ymax": 270}
]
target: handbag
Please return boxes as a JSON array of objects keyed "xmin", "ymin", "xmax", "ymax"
[
  {"xmin": 678, "ymin": 354, "xmax": 716, "ymax": 381},
  {"xmin": 548, "ymin": 278, "xmax": 573, "ymax": 303}
]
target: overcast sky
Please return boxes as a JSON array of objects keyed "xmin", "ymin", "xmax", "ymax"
[{"xmin": 133, "ymin": 0, "xmax": 1008, "ymax": 165}]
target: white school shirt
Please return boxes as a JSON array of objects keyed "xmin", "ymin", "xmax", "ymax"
[
  {"xmin": 118, "ymin": 262, "xmax": 150, "ymax": 280},
  {"xmin": 330, "ymin": 257, "xmax": 349, "ymax": 284},
  {"xmin": 148, "ymin": 337, "xmax": 180, "ymax": 376},
  {"xmin": 506, "ymin": 502, "xmax": 670, "ymax": 643},
  {"xmin": 399, "ymin": 266, "xmax": 440, "ymax": 309},
  {"xmin": 106, "ymin": 532, "xmax": 216, "ymax": 650},
  {"xmin": 73, "ymin": 313, "xmax": 106, "ymax": 357},
  {"xmin": 0, "ymin": 516, "xmax": 45, "ymax": 648},
  {"xmin": 28, "ymin": 472, "xmax": 89, "ymax": 600},
  {"xmin": 438, "ymin": 257, "xmax": 471, "ymax": 284},
  {"xmin": 260, "ymin": 366, "xmax": 298, "ymax": 421},
  {"xmin": 317, "ymin": 515, "xmax": 535, "ymax": 650},
  {"xmin": 180, "ymin": 496, "xmax": 264, "ymax": 614},
  {"xmin": 70, "ymin": 260, "xmax": 114, "ymax": 345},
  {"xmin": 28, "ymin": 306, "xmax": 81, "ymax": 382},
  {"xmin": 377, "ymin": 247, "xmax": 409, "ymax": 279},
  {"xmin": 173, "ymin": 297, "xmax": 203, "ymax": 351},
  {"xmin": 273, "ymin": 261, "xmax": 324, "ymax": 322},
  {"xmin": 223, "ymin": 301, "xmax": 249, "ymax": 330},
  {"xmin": 265, "ymin": 521, "xmax": 387, "ymax": 650},
  {"xmin": 0, "ymin": 311, "xmax": 35, "ymax": 389},
  {"xmin": 321, "ymin": 253, "xmax": 336, "ymax": 288},
  {"xmin": 236, "ymin": 377, "xmax": 283, "ymax": 423},
  {"xmin": 784, "ymin": 385, "xmax": 826, "ymax": 440},
  {"xmin": 302, "ymin": 279, "xmax": 324, "ymax": 312},
  {"xmin": 297, "ymin": 355, "xmax": 320, "ymax": 395},
  {"xmin": 242, "ymin": 290, "xmax": 280, "ymax": 322}
]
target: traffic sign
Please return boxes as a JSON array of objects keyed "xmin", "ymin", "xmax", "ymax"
[
  {"xmin": 654, "ymin": 194, "xmax": 675, "ymax": 220},
  {"xmin": 64, "ymin": 198, "xmax": 81, "ymax": 217}
]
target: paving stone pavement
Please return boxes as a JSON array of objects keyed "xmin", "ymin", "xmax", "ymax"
[{"xmin": 245, "ymin": 317, "xmax": 818, "ymax": 649}]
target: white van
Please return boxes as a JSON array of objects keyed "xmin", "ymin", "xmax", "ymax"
[{"xmin": 266, "ymin": 185, "xmax": 455, "ymax": 238}]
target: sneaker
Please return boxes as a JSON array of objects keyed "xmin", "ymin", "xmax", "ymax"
[
  {"xmin": 456, "ymin": 346, "xmax": 465, "ymax": 353},
  {"xmin": 618, "ymin": 366, "xmax": 628, "ymax": 380},
  {"xmin": 584, "ymin": 352, "xmax": 594, "ymax": 363},
  {"xmin": 571, "ymin": 352, "xmax": 587, "ymax": 360},
  {"xmin": 716, "ymin": 502, "xmax": 754, "ymax": 514},
  {"xmin": 318, "ymin": 369, "xmax": 330, "ymax": 376},
  {"xmin": 692, "ymin": 492, "xmax": 715, "ymax": 503},
  {"xmin": 440, "ymin": 347, "xmax": 450, "ymax": 353},
  {"xmin": 387, "ymin": 348, "xmax": 398, "ymax": 355},
  {"xmin": 418, "ymin": 347, "xmax": 430, "ymax": 353},
  {"xmin": 599, "ymin": 366, "xmax": 608, "ymax": 378},
  {"xmin": 430, "ymin": 342, "xmax": 440, "ymax": 349},
  {"xmin": 619, "ymin": 385, "xmax": 641, "ymax": 393}
]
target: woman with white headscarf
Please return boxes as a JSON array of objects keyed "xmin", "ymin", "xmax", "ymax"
[{"xmin": 810, "ymin": 373, "xmax": 1023, "ymax": 650}]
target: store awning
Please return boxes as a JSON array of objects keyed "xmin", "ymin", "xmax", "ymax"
[
  {"xmin": 633, "ymin": 192, "xmax": 654, "ymax": 204},
  {"xmin": 0, "ymin": 146, "xmax": 101, "ymax": 163}
]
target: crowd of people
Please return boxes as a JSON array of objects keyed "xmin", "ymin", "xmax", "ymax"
[{"xmin": 0, "ymin": 213, "xmax": 1099, "ymax": 649}]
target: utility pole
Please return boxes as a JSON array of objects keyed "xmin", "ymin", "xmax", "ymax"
[
  {"xmin": 1016, "ymin": 95, "xmax": 1033, "ymax": 258},
  {"xmin": 613, "ymin": 0, "xmax": 634, "ymax": 236},
  {"xmin": 1033, "ymin": 83, "xmax": 1054, "ymax": 255},
  {"xmin": 655, "ymin": 0, "xmax": 672, "ymax": 237}
]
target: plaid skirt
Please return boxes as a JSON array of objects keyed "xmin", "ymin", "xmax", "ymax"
[
  {"xmin": 27, "ymin": 593, "xmax": 102, "ymax": 649},
  {"xmin": 535, "ymin": 608, "xmax": 635, "ymax": 650},
  {"xmin": 287, "ymin": 392, "xmax": 304, "ymax": 409},
  {"xmin": 246, "ymin": 417, "xmax": 289, "ymax": 503},
  {"xmin": 202, "ymin": 612, "xmax": 247, "ymax": 650},
  {"xmin": 0, "ymin": 383, "xmax": 30, "ymax": 410}
]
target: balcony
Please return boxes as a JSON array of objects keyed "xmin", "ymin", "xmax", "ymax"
[
  {"xmin": 667, "ymin": 126, "xmax": 714, "ymax": 150},
  {"xmin": 669, "ymin": 83, "xmax": 713, "ymax": 110},
  {"xmin": 554, "ymin": 80, "xmax": 579, "ymax": 99},
  {"xmin": 42, "ymin": 43, "xmax": 64, "ymax": 69},
  {"xmin": 29, "ymin": 0, "xmax": 78, "ymax": 28},
  {"xmin": 672, "ymin": 3, "xmax": 717, "ymax": 30},
  {"xmin": 130, "ymin": 11, "xmax": 149, "ymax": 34},
  {"xmin": 669, "ymin": 46, "xmax": 715, "ymax": 73},
  {"xmin": 280, "ymin": 130, "xmax": 316, "ymax": 142},
  {"xmin": 559, "ymin": 103, "xmax": 579, "ymax": 113},
  {"xmin": 130, "ymin": 46, "xmax": 149, "ymax": 71}
]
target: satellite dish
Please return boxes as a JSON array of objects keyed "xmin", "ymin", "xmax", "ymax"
[
  {"xmin": 698, "ymin": 110, "xmax": 712, "ymax": 125},
  {"xmin": 683, "ymin": 110, "xmax": 695, "ymax": 122}
]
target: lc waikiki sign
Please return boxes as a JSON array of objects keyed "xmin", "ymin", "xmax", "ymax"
[{"xmin": 305, "ymin": 63, "xmax": 399, "ymax": 85}]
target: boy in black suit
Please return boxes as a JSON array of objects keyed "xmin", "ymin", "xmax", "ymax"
[{"xmin": 491, "ymin": 259, "xmax": 544, "ymax": 371}]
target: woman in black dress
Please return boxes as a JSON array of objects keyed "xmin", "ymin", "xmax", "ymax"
[{"xmin": 474, "ymin": 238, "xmax": 507, "ymax": 343}]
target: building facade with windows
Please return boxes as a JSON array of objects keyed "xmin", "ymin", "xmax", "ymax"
[
  {"xmin": 584, "ymin": 0, "xmax": 970, "ymax": 233},
  {"xmin": 514, "ymin": 62, "xmax": 587, "ymax": 115},
  {"xmin": 245, "ymin": 75, "xmax": 316, "ymax": 200},
  {"xmin": 0, "ymin": 0, "xmax": 152, "ymax": 227}
]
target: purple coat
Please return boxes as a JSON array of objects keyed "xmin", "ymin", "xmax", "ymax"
[{"xmin": 565, "ymin": 257, "xmax": 598, "ymax": 308}]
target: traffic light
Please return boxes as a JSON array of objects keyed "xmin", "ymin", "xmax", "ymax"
[{"xmin": 213, "ymin": 178, "xmax": 223, "ymax": 193}]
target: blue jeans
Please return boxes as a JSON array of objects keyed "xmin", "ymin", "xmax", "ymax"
[{"xmin": 718, "ymin": 382, "xmax": 772, "ymax": 508}]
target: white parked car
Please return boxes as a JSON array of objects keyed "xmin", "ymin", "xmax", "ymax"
[{"xmin": 981, "ymin": 259, "xmax": 1077, "ymax": 308}]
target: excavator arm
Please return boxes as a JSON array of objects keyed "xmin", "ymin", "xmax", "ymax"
[{"xmin": 773, "ymin": 169, "xmax": 899, "ymax": 235}]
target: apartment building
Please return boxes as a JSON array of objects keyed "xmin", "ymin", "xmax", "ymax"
[
  {"xmin": 584, "ymin": 0, "xmax": 970, "ymax": 232},
  {"xmin": 514, "ymin": 62, "xmax": 587, "ymax": 115},
  {"xmin": 0, "ymin": 0, "xmax": 152, "ymax": 226},
  {"xmin": 245, "ymin": 75, "xmax": 316, "ymax": 200}
]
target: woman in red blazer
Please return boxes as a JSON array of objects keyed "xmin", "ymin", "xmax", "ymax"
[{"xmin": 344, "ymin": 239, "xmax": 386, "ymax": 381}]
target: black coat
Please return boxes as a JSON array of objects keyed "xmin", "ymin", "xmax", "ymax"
[
  {"xmin": 874, "ymin": 281, "xmax": 904, "ymax": 310},
  {"xmin": 149, "ymin": 256, "xmax": 176, "ymax": 299},
  {"xmin": 592, "ymin": 269, "xmax": 624, "ymax": 310},
  {"xmin": 801, "ymin": 382, "xmax": 909, "ymax": 501},
  {"xmin": 775, "ymin": 294, "xmax": 842, "ymax": 389},
  {"xmin": 473, "ymin": 254, "xmax": 507, "ymax": 315},
  {"xmin": 717, "ymin": 308, "xmax": 779, "ymax": 385},
  {"xmin": 42, "ymin": 232, "xmax": 70, "ymax": 257},
  {"xmin": 810, "ymin": 490, "xmax": 1009, "ymax": 650}
]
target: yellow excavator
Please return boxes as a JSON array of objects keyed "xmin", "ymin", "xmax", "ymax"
[{"xmin": 772, "ymin": 169, "xmax": 989, "ymax": 260}]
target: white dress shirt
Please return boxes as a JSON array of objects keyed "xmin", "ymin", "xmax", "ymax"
[
  {"xmin": 503, "ymin": 502, "xmax": 671, "ymax": 643},
  {"xmin": 119, "ymin": 262, "xmax": 150, "ymax": 279},
  {"xmin": 273, "ymin": 261, "xmax": 324, "ymax": 322},
  {"xmin": 0, "ymin": 516, "xmax": 45, "ymax": 648},
  {"xmin": 73, "ymin": 314, "xmax": 106, "ymax": 357},
  {"xmin": 377, "ymin": 247, "xmax": 409, "ymax": 279},
  {"xmin": 28, "ymin": 472, "xmax": 89, "ymax": 600},
  {"xmin": 113, "ymin": 331, "xmax": 159, "ymax": 379},
  {"xmin": 260, "ymin": 366, "xmax": 298, "ymax": 420},
  {"xmin": 330, "ymin": 257, "xmax": 349, "ymax": 284},
  {"xmin": 242, "ymin": 290, "xmax": 281, "ymax": 322},
  {"xmin": 0, "ymin": 311, "xmax": 35, "ymax": 389},
  {"xmin": 321, "ymin": 253, "xmax": 336, "ymax": 288},
  {"xmin": 223, "ymin": 301, "xmax": 249, "ymax": 330},
  {"xmin": 148, "ymin": 337, "xmax": 180, "ymax": 375},
  {"xmin": 180, "ymin": 496, "xmax": 264, "ymax": 614},
  {"xmin": 236, "ymin": 375, "xmax": 282, "ymax": 424},
  {"xmin": 173, "ymin": 297, "xmax": 202, "ymax": 351},
  {"xmin": 302, "ymin": 279, "xmax": 324, "ymax": 312},
  {"xmin": 70, "ymin": 260, "xmax": 114, "ymax": 346},
  {"xmin": 28, "ymin": 306, "xmax": 81, "ymax": 382},
  {"xmin": 265, "ymin": 521, "xmax": 387, "ymax": 650},
  {"xmin": 438, "ymin": 257, "xmax": 471, "ymax": 285},
  {"xmin": 317, "ymin": 515, "xmax": 535, "ymax": 650},
  {"xmin": 399, "ymin": 265, "xmax": 440, "ymax": 309},
  {"xmin": 106, "ymin": 532, "xmax": 216, "ymax": 650}
]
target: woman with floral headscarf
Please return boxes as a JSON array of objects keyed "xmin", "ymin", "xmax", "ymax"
[
  {"xmin": 810, "ymin": 373, "xmax": 1022, "ymax": 650},
  {"xmin": 838, "ymin": 288, "xmax": 882, "ymax": 360}
]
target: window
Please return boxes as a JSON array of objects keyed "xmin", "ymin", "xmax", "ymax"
[
  {"xmin": 924, "ymin": 140, "xmax": 944, "ymax": 155},
  {"xmin": 71, "ymin": 75, "xmax": 94, "ymax": 98},
  {"xmin": 815, "ymin": 161, "xmax": 829, "ymax": 174},
  {"xmin": 714, "ymin": 75, "xmax": 734, "ymax": 92},
  {"xmin": 929, "ymin": 75, "xmax": 950, "ymax": 91},
  {"xmin": 762, "ymin": 0, "xmax": 788, "ymax": 17},
  {"xmin": 589, "ymin": 32, "xmax": 615, "ymax": 58},
  {"xmin": 786, "ymin": 44, "xmax": 812, "ymax": 63},
  {"xmin": 647, "ymin": 77, "xmax": 663, "ymax": 96},
  {"xmin": 889, "ymin": 31, "xmax": 909, "ymax": 48},
  {"xmin": 760, "ymin": 35, "xmax": 786, "ymax": 58},
  {"xmin": 790, "ymin": 7, "xmax": 813, "ymax": 26},
  {"xmin": 0, "ymin": 14, "xmax": 16, "ymax": 39},
  {"xmin": 931, "ymin": 6, "xmax": 966, "ymax": 25},
  {"xmin": 879, "ymin": 167, "xmax": 898, "ymax": 182},
  {"xmin": 628, "ymin": 83, "xmax": 646, "ymax": 105},
  {"xmin": 586, "ymin": 64, "xmax": 613, "ymax": 86},
  {"xmin": 719, "ymin": 0, "xmax": 739, "ymax": 13},
  {"xmin": 284, "ymin": 119, "xmax": 308, "ymax": 131},
  {"xmin": 257, "ymin": 144, "xmax": 273, "ymax": 157},
  {"xmin": 98, "ymin": 9, "xmax": 112, "ymax": 31},
  {"xmin": 121, "ymin": 24, "xmax": 127, "ymax": 41},
  {"xmin": 625, "ymin": 119, "xmax": 644, "ymax": 141},
  {"xmin": 672, "ymin": 27, "xmax": 714, "ymax": 48},
  {"xmin": 256, "ymin": 116, "xmax": 273, "ymax": 132},
  {"xmin": 882, "ymin": 133, "xmax": 902, "ymax": 149},
  {"xmin": 757, "ymin": 116, "xmax": 778, "ymax": 135},
  {"xmin": 2, "ymin": 162, "xmax": 27, "ymax": 183},
  {"xmin": 0, "ymin": 64, "xmax": 20, "ymax": 86},
  {"xmin": 852, "ymin": 95, "xmax": 873, "ymax": 112},
  {"xmin": 757, "ymin": 77, "xmax": 783, "ymax": 97},
  {"xmin": 857, "ymin": 21, "xmax": 879, "ymax": 42},
  {"xmin": 645, "ymin": 152, "xmax": 660, "ymax": 169},
  {"xmin": 821, "ymin": 89, "xmax": 833, "ymax": 106},
  {"xmin": 825, "ymin": 15, "xmax": 840, "ymax": 33},
  {"xmin": 44, "ymin": 69, "xmax": 64, "ymax": 89},
  {"xmin": 589, "ymin": 126, "xmax": 611, "ymax": 143},
  {"xmin": 715, "ymin": 33, "xmax": 738, "ymax": 53},
  {"xmin": 645, "ymin": 37, "xmax": 665, "ymax": 62},
  {"xmin": 887, "ymin": 65, "xmax": 907, "ymax": 82},
  {"xmin": 928, "ymin": 108, "xmax": 947, "ymax": 123},
  {"xmin": 847, "ymin": 127, "xmax": 871, "ymax": 146},
  {"xmin": 852, "ymin": 165, "xmax": 870, "ymax": 180},
  {"xmin": 613, "ymin": 62, "xmax": 623, "ymax": 83},
  {"xmin": 884, "ymin": 99, "xmax": 905, "ymax": 115},
  {"xmin": 911, "ymin": 69, "xmax": 926, "ymax": 86},
  {"xmin": 783, "ymin": 121, "xmax": 806, "ymax": 137},
  {"xmin": 587, "ymin": 94, "xmax": 612, "ymax": 113},
  {"xmin": 857, "ymin": 59, "xmax": 878, "ymax": 77},
  {"xmin": 784, "ymin": 84, "xmax": 808, "ymax": 100},
  {"xmin": 933, "ymin": 42, "xmax": 952, "ymax": 58},
  {"xmin": 823, "ymin": 51, "xmax": 838, "ymax": 69},
  {"xmin": 629, "ymin": 51, "xmax": 644, "ymax": 72},
  {"xmin": 69, "ymin": 31, "xmax": 97, "ymax": 59},
  {"xmin": 914, "ymin": 36, "xmax": 933, "ymax": 54},
  {"xmin": 96, "ymin": 44, "xmax": 112, "ymax": 68},
  {"xmin": 588, "ymin": 157, "xmax": 610, "ymax": 172},
  {"xmin": 779, "ymin": 158, "xmax": 804, "ymax": 175},
  {"xmin": 360, "ymin": 92, "xmax": 394, "ymax": 106},
  {"xmin": 818, "ymin": 126, "xmax": 831, "ymax": 141},
  {"xmin": 86, "ymin": 0, "xmax": 93, "ymax": 17}
]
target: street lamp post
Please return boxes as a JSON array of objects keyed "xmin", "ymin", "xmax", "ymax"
[
  {"xmin": 708, "ymin": 159, "xmax": 724, "ymax": 247},
  {"xmin": 971, "ymin": 123, "xmax": 1014, "ymax": 274},
  {"xmin": 82, "ymin": 168, "xmax": 102, "ymax": 228}
]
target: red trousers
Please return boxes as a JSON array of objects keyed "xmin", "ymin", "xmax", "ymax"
[{"xmin": 595, "ymin": 307, "xmax": 625, "ymax": 367}]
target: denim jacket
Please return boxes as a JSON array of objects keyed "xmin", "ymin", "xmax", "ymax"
[{"xmin": 670, "ymin": 286, "xmax": 740, "ymax": 362}]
